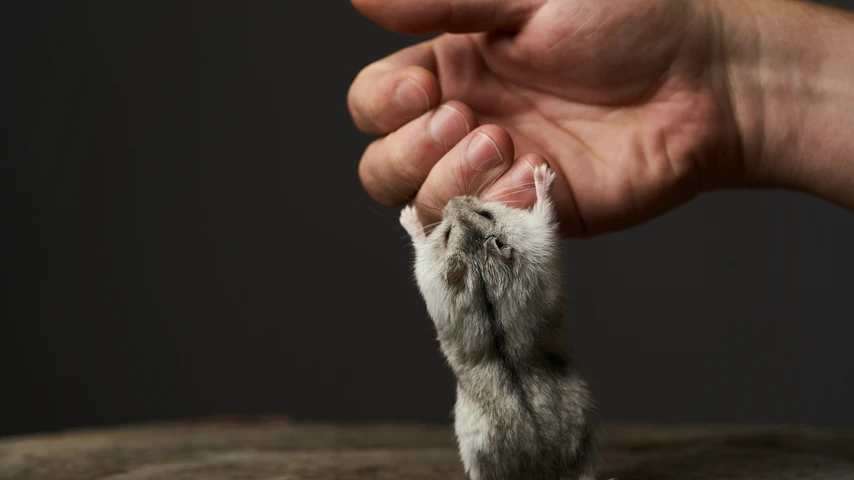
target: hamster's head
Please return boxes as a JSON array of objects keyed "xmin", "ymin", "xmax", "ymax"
[{"xmin": 408, "ymin": 196, "xmax": 560, "ymax": 315}]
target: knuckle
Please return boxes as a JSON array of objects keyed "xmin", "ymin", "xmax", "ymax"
[
  {"xmin": 347, "ymin": 68, "xmax": 383, "ymax": 133},
  {"xmin": 359, "ymin": 143, "xmax": 401, "ymax": 206},
  {"xmin": 358, "ymin": 160, "xmax": 390, "ymax": 205}
]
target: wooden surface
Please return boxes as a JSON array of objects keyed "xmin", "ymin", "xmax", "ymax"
[{"xmin": 1, "ymin": 416, "xmax": 853, "ymax": 480}]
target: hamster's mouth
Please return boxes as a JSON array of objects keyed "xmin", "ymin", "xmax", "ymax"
[
  {"xmin": 485, "ymin": 235, "xmax": 512, "ymax": 259},
  {"xmin": 485, "ymin": 234, "xmax": 504, "ymax": 248}
]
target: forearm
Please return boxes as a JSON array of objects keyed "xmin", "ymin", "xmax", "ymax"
[{"xmin": 718, "ymin": 0, "xmax": 854, "ymax": 207}]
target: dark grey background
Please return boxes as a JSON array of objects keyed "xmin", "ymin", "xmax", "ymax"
[{"xmin": 2, "ymin": 0, "xmax": 853, "ymax": 437}]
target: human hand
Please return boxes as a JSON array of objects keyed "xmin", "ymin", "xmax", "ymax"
[{"xmin": 348, "ymin": 0, "xmax": 853, "ymax": 236}]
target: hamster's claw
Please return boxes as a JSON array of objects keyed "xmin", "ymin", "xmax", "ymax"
[{"xmin": 400, "ymin": 205, "xmax": 425, "ymax": 241}]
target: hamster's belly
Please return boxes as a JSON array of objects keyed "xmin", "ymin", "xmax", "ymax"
[
  {"xmin": 453, "ymin": 375, "xmax": 592, "ymax": 480},
  {"xmin": 454, "ymin": 390, "xmax": 492, "ymax": 479},
  {"xmin": 454, "ymin": 387, "xmax": 548, "ymax": 480}
]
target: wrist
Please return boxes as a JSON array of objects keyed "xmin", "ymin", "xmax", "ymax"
[{"xmin": 714, "ymin": 0, "xmax": 854, "ymax": 206}]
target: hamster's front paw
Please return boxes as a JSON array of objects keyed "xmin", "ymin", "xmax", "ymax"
[
  {"xmin": 533, "ymin": 163, "xmax": 556, "ymax": 195},
  {"xmin": 400, "ymin": 204, "xmax": 425, "ymax": 241},
  {"xmin": 532, "ymin": 163, "xmax": 557, "ymax": 219}
]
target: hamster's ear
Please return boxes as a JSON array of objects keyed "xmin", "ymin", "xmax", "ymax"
[{"xmin": 400, "ymin": 205, "xmax": 425, "ymax": 241}]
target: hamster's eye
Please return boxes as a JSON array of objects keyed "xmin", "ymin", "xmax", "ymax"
[
  {"xmin": 444, "ymin": 227, "xmax": 452, "ymax": 243},
  {"xmin": 477, "ymin": 210, "xmax": 493, "ymax": 221}
]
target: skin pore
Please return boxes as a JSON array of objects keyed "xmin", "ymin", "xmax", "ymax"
[{"xmin": 348, "ymin": 0, "xmax": 854, "ymax": 236}]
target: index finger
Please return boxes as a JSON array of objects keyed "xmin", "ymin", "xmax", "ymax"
[
  {"xmin": 351, "ymin": 0, "xmax": 543, "ymax": 34},
  {"xmin": 414, "ymin": 125, "xmax": 515, "ymax": 228},
  {"xmin": 347, "ymin": 41, "xmax": 441, "ymax": 135}
]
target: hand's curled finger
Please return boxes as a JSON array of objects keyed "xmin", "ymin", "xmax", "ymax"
[
  {"xmin": 414, "ymin": 124, "xmax": 516, "ymax": 228},
  {"xmin": 348, "ymin": 64, "xmax": 440, "ymax": 135},
  {"xmin": 359, "ymin": 101, "xmax": 477, "ymax": 205}
]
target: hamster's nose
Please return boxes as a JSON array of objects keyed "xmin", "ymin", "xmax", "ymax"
[
  {"xmin": 445, "ymin": 196, "xmax": 466, "ymax": 208},
  {"xmin": 443, "ymin": 196, "xmax": 470, "ymax": 216}
]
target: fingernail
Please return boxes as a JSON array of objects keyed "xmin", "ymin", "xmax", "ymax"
[
  {"xmin": 395, "ymin": 78, "xmax": 430, "ymax": 113},
  {"xmin": 430, "ymin": 105, "xmax": 470, "ymax": 148},
  {"xmin": 466, "ymin": 133, "xmax": 503, "ymax": 171},
  {"xmin": 511, "ymin": 160, "xmax": 536, "ymax": 186}
]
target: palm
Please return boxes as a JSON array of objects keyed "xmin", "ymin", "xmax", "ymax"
[{"xmin": 428, "ymin": 0, "xmax": 732, "ymax": 234}]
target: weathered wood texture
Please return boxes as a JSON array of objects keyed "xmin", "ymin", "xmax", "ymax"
[{"xmin": 1, "ymin": 417, "xmax": 853, "ymax": 480}]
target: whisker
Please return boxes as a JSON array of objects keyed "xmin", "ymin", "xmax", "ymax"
[
  {"xmin": 365, "ymin": 205, "xmax": 402, "ymax": 219},
  {"xmin": 387, "ymin": 185, "xmax": 418, "ymax": 205},
  {"xmin": 390, "ymin": 166, "xmax": 422, "ymax": 191},
  {"xmin": 482, "ymin": 181, "xmax": 536, "ymax": 200},
  {"xmin": 484, "ymin": 187, "xmax": 537, "ymax": 202},
  {"xmin": 420, "ymin": 220, "xmax": 444, "ymax": 230},
  {"xmin": 383, "ymin": 169, "xmax": 428, "ymax": 205},
  {"xmin": 488, "ymin": 200, "xmax": 528, "ymax": 210},
  {"xmin": 452, "ymin": 148, "xmax": 466, "ymax": 197},
  {"xmin": 473, "ymin": 162, "xmax": 505, "ymax": 199},
  {"xmin": 483, "ymin": 185, "xmax": 535, "ymax": 202},
  {"xmin": 417, "ymin": 219, "xmax": 445, "ymax": 232},
  {"xmin": 420, "ymin": 193, "xmax": 449, "ymax": 211},
  {"xmin": 486, "ymin": 194, "xmax": 534, "ymax": 205},
  {"xmin": 415, "ymin": 200, "xmax": 445, "ymax": 217}
]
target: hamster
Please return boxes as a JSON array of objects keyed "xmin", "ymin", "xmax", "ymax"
[{"xmin": 400, "ymin": 164, "xmax": 600, "ymax": 480}]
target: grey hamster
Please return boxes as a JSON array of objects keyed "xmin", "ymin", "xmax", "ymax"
[{"xmin": 400, "ymin": 164, "xmax": 600, "ymax": 480}]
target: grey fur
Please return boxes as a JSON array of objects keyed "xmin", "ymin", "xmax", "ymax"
[{"xmin": 400, "ymin": 165, "xmax": 599, "ymax": 480}]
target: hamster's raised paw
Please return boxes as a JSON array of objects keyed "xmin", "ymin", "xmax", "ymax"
[
  {"xmin": 533, "ymin": 163, "xmax": 557, "ymax": 194},
  {"xmin": 399, "ymin": 204, "xmax": 425, "ymax": 240}
]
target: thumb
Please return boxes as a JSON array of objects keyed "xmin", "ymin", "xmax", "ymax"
[{"xmin": 351, "ymin": 0, "xmax": 544, "ymax": 35}]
